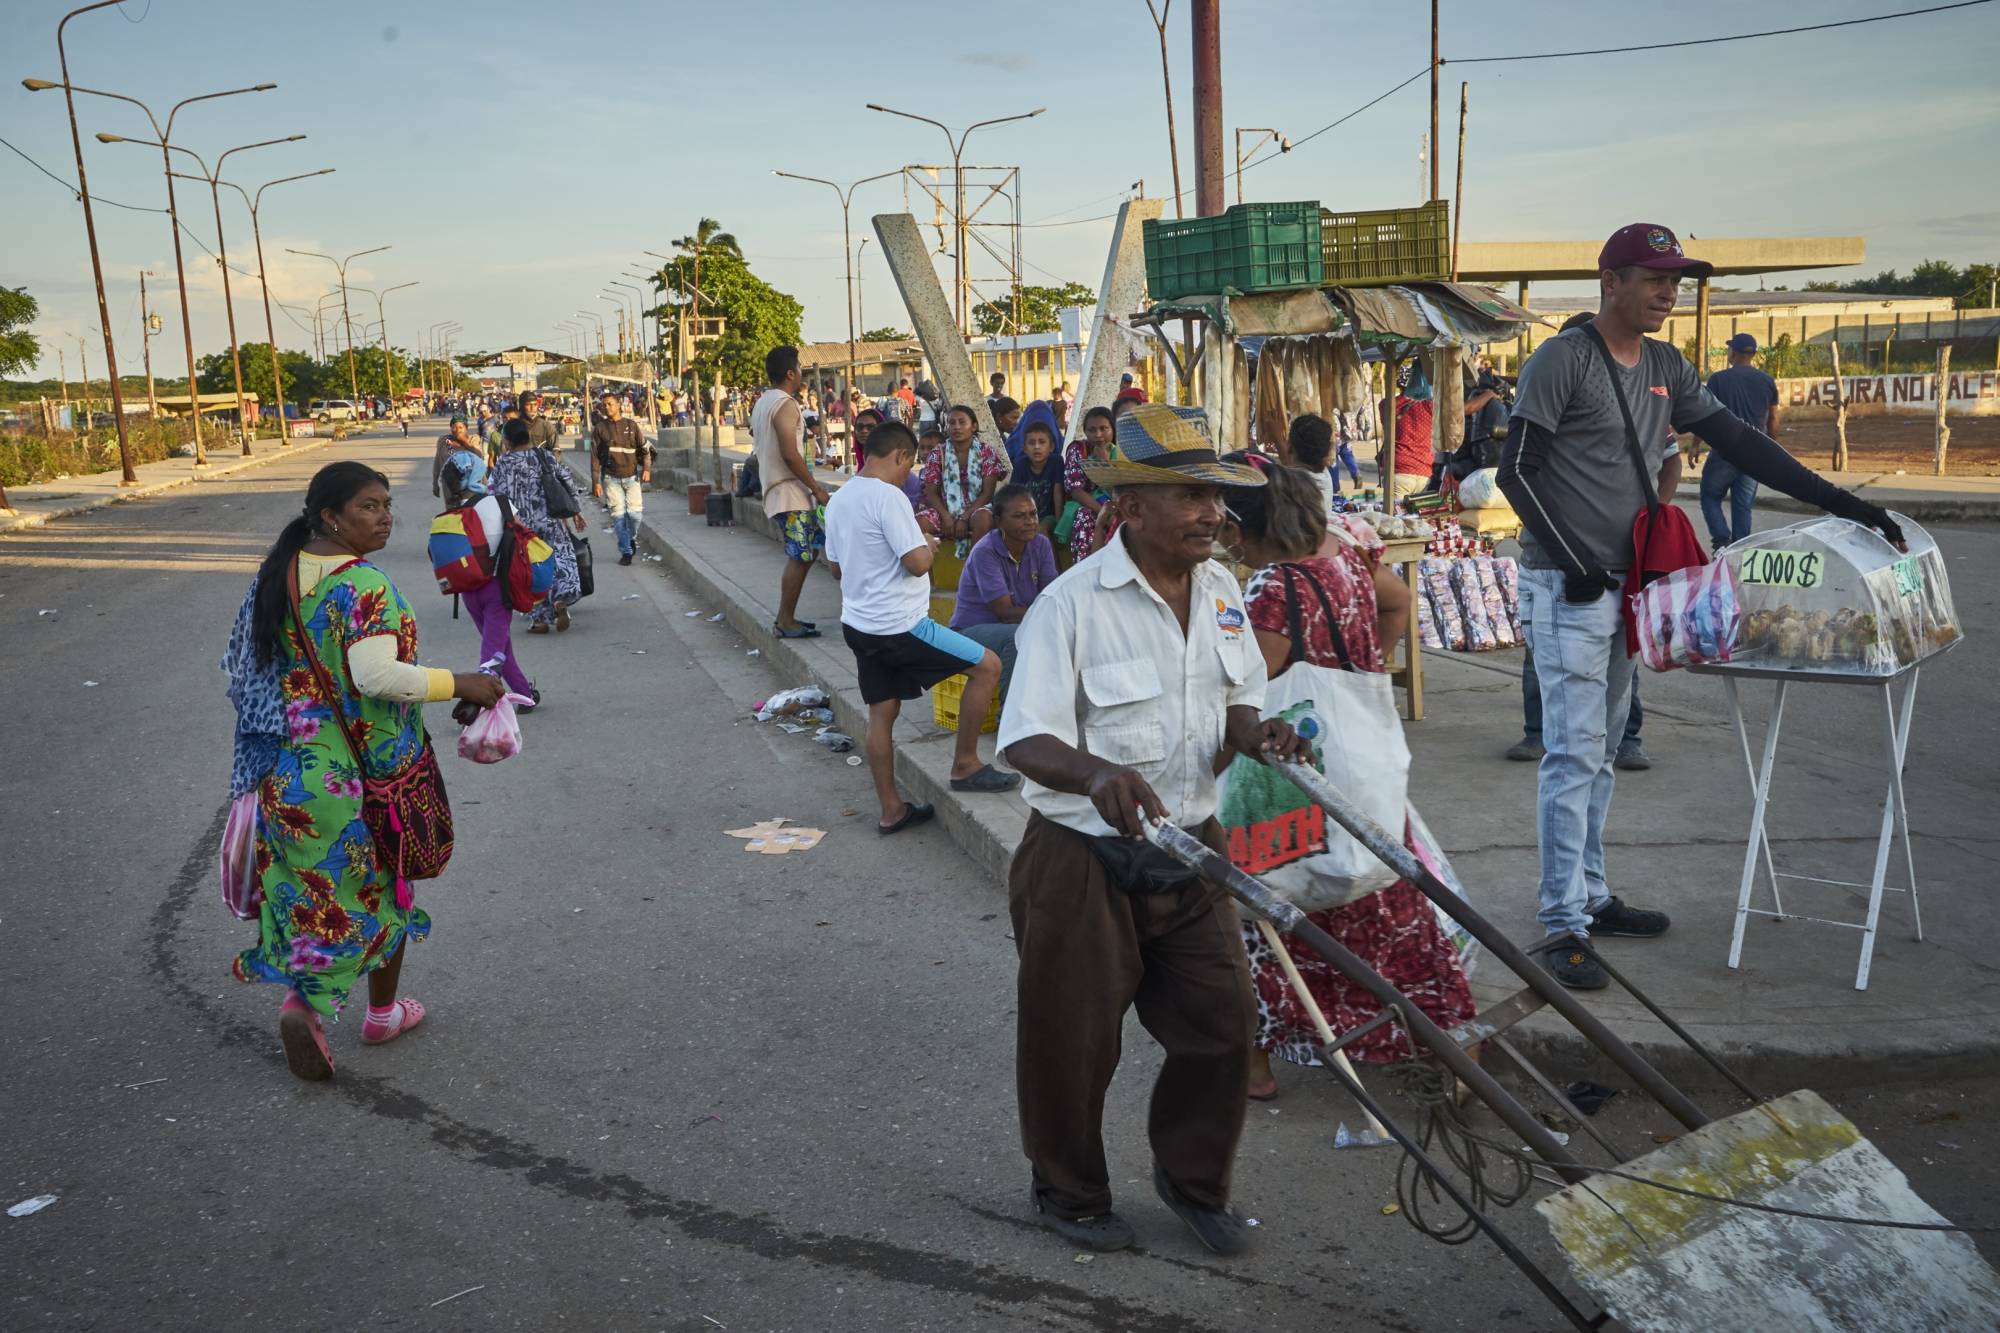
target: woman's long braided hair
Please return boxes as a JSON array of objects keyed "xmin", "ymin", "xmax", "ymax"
[{"xmin": 251, "ymin": 461, "xmax": 390, "ymax": 665}]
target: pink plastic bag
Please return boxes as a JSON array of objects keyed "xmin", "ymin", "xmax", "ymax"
[
  {"xmin": 457, "ymin": 692, "xmax": 533, "ymax": 764},
  {"xmin": 220, "ymin": 791, "xmax": 263, "ymax": 920}
]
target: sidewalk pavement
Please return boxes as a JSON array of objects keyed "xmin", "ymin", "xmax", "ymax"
[
  {"xmin": 602, "ymin": 448, "xmax": 2000, "ymax": 1092},
  {"xmin": 0, "ymin": 422, "xmax": 397, "ymax": 534}
]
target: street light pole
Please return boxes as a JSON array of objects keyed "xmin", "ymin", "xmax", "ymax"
[
  {"xmin": 1232, "ymin": 127, "xmax": 1289, "ymax": 204},
  {"xmin": 351, "ymin": 282, "xmax": 418, "ymax": 408},
  {"xmin": 855, "ymin": 237, "xmax": 870, "ymax": 336},
  {"xmin": 212, "ymin": 167, "xmax": 333, "ymax": 444},
  {"xmin": 43, "ymin": 3, "xmax": 137, "ymax": 484},
  {"xmin": 611, "ymin": 278, "xmax": 650, "ymax": 370},
  {"xmin": 42, "ymin": 76, "xmax": 277, "ymax": 466},
  {"xmin": 139, "ymin": 269, "xmax": 159, "ymax": 417},
  {"xmin": 288, "ymin": 245, "xmax": 390, "ymax": 409},
  {"xmin": 774, "ymin": 168, "xmax": 898, "ymax": 434},
  {"xmin": 159, "ymin": 134, "xmax": 305, "ymax": 453}
]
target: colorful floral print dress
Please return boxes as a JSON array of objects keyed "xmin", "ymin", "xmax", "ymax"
[
  {"xmin": 232, "ymin": 556, "xmax": 434, "ymax": 1017},
  {"xmin": 1236, "ymin": 548, "xmax": 1475, "ymax": 1064}
]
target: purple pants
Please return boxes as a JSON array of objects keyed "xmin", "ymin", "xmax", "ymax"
[{"xmin": 461, "ymin": 578, "xmax": 533, "ymax": 696}]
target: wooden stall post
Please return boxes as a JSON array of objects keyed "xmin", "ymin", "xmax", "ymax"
[
  {"xmin": 1934, "ymin": 344, "xmax": 1953, "ymax": 475},
  {"xmin": 1830, "ymin": 339, "xmax": 1850, "ymax": 472}
]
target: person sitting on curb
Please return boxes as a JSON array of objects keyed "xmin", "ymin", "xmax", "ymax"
[
  {"xmin": 824, "ymin": 419, "xmax": 1020, "ymax": 837},
  {"xmin": 948, "ymin": 484, "xmax": 1058, "ymax": 701},
  {"xmin": 999, "ymin": 402, "xmax": 1311, "ymax": 1258}
]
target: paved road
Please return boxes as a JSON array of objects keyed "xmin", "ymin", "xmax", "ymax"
[{"xmin": 4, "ymin": 430, "xmax": 1996, "ymax": 1331}]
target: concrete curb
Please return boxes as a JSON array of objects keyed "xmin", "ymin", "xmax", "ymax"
[{"xmin": 0, "ymin": 432, "xmax": 342, "ymax": 535}]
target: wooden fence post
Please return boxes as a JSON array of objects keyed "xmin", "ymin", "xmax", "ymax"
[
  {"xmin": 1933, "ymin": 344, "xmax": 1952, "ymax": 476},
  {"xmin": 1830, "ymin": 340, "xmax": 1849, "ymax": 472}
]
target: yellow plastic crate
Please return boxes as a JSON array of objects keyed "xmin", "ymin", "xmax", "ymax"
[{"xmin": 932, "ymin": 670, "xmax": 999, "ymax": 735}]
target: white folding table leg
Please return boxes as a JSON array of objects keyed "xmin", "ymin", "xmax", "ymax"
[
  {"xmin": 1729, "ymin": 679, "xmax": 1788, "ymax": 971},
  {"xmin": 1854, "ymin": 679, "xmax": 1911, "ymax": 992},
  {"xmin": 1891, "ymin": 669, "xmax": 1923, "ymax": 942},
  {"xmin": 1725, "ymin": 676, "xmax": 1784, "ymax": 918}
]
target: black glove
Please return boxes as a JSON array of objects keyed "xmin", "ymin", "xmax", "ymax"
[
  {"xmin": 1563, "ymin": 570, "xmax": 1620, "ymax": 604},
  {"xmin": 1824, "ymin": 490, "xmax": 1905, "ymax": 549}
]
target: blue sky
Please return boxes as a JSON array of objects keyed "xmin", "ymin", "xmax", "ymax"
[{"xmin": 4, "ymin": 0, "xmax": 1996, "ymax": 378}]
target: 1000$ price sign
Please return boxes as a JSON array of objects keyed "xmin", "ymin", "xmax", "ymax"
[{"xmin": 1739, "ymin": 547, "xmax": 1823, "ymax": 589}]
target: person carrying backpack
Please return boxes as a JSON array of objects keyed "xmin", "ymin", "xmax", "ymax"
[{"xmin": 436, "ymin": 454, "xmax": 539, "ymax": 709}]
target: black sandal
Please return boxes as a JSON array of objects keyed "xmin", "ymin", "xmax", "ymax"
[{"xmin": 877, "ymin": 801, "xmax": 935, "ymax": 835}]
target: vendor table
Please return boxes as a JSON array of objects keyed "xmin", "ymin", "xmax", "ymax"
[
  {"xmin": 1689, "ymin": 654, "xmax": 1944, "ymax": 991},
  {"xmin": 1380, "ymin": 536, "xmax": 1427, "ymax": 720}
]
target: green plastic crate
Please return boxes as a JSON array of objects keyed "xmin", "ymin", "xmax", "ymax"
[
  {"xmin": 1143, "ymin": 201, "xmax": 1324, "ymax": 301},
  {"xmin": 1320, "ymin": 201, "xmax": 1450, "ymax": 286}
]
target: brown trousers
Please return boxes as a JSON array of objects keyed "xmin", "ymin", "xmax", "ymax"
[{"xmin": 1010, "ymin": 812, "xmax": 1254, "ymax": 1219}]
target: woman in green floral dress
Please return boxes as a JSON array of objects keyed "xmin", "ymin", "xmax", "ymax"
[{"xmin": 227, "ymin": 461, "xmax": 503, "ymax": 1081}]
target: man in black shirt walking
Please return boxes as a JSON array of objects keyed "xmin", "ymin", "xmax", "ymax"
[{"xmin": 591, "ymin": 391, "xmax": 655, "ymax": 564}]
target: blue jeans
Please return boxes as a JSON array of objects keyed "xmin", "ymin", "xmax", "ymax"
[
  {"xmin": 955, "ymin": 620, "xmax": 1018, "ymax": 698},
  {"xmin": 1519, "ymin": 567, "xmax": 1638, "ymax": 938},
  {"xmin": 1698, "ymin": 455, "xmax": 1758, "ymax": 548},
  {"xmin": 1522, "ymin": 643, "xmax": 1641, "ymax": 746},
  {"xmin": 1333, "ymin": 443, "xmax": 1362, "ymax": 486},
  {"xmin": 601, "ymin": 474, "xmax": 644, "ymax": 556}
]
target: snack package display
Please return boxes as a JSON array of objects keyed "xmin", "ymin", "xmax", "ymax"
[
  {"xmin": 1473, "ymin": 556, "xmax": 1515, "ymax": 648},
  {"xmin": 1416, "ymin": 582, "xmax": 1444, "ymax": 650},
  {"xmin": 1725, "ymin": 512, "xmax": 1960, "ymax": 676},
  {"xmin": 1449, "ymin": 560, "xmax": 1499, "ymax": 651},
  {"xmin": 1420, "ymin": 558, "xmax": 1466, "ymax": 650},
  {"xmin": 1634, "ymin": 560, "xmax": 1744, "ymax": 672}
]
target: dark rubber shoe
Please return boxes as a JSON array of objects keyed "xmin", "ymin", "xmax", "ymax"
[
  {"xmin": 949, "ymin": 764, "xmax": 1020, "ymax": 793},
  {"xmin": 1589, "ymin": 896, "xmax": 1669, "ymax": 938},
  {"xmin": 1153, "ymin": 1163, "xmax": 1252, "ymax": 1256},
  {"xmin": 1614, "ymin": 742, "xmax": 1652, "ymax": 771},
  {"xmin": 1031, "ymin": 1188, "xmax": 1134, "ymax": 1253},
  {"xmin": 1548, "ymin": 948, "xmax": 1608, "ymax": 990},
  {"xmin": 1505, "ymin": 737, "xmax": 1545, "ymax": 762}
]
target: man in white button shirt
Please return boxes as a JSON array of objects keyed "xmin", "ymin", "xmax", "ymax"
[{"xmin": 999, "ymin": 404, "xmax": 1310, "ymax": 1257}]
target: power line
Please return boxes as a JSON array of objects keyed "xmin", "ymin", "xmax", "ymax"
[
  {"xmin": 1443, "ymin": 0, "xmax": 1991, "ymax": 65},
  {"xmin": 1241, "ymin": 66, "xmax": 1429, "ymax": 175}
]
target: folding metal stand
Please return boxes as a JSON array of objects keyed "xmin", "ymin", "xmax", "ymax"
[{"xmin": 1690, "ymin": 657, "xmax": 1937, "ymax": 991}]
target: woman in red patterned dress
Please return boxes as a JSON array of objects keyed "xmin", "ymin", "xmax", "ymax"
[{"xmin": 1217, "ymin": 452, "xmax": 1472, "ymax": 1099}]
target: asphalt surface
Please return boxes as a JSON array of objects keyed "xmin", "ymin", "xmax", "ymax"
[{"xmin": 4, "ymin": 428, "xmax": 1998, "ymax": 1332}]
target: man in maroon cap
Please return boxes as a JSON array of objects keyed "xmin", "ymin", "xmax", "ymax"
[{"xmin": 1497, "ymin": 222, "xmax": 1904, "ymax": 991}]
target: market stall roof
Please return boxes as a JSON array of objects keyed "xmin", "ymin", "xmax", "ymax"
[
  {"xmin": 1134, "ymin": 282, "xmax": 1540, "ymax": 347},
  {"xmin": 797, "ymin": 338, "xmax": 926, "ymax": 371},
  {"xmin": 458, "ymin": 344, "xmax": 583, "ymax": 367}
]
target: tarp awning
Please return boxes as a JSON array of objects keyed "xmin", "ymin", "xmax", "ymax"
[{"xmin": 1137, "ymin": 281, "xmax": 1542, "ymax": 346}]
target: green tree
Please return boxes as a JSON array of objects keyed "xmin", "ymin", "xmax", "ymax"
[
  {"xmin": 861, "ymin": 325, "xmax": 912, "ymax": 342},
  {"xmin": 657, "ymin": 219, "xmax": 802, "ymax": 389},
  {"xmin": 971, "ymin": 281, "xmax": 1096, "ymax": 336},
  {"xmin": 196, "ymin": 343, "xmax": 331, "ymax": 413},
  {"xmin": 0, "ymin": 286, "xmax": 41, "ymax": 378}
]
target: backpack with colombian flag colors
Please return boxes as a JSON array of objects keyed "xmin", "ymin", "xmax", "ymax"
[
  {"xmin": 429, "ymin": 502, "xmax": 498, "ymax": 595},
  {"xmin": 491, "ymin": 497, "xmax": 557, "ymax": 612}
]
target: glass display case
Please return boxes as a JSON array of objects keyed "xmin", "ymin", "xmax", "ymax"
[{"xmin": 1724, "ymin": 512, "xmax": 1960, "ymax": 677}]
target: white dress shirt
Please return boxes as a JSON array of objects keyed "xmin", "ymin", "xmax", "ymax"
[{"xmin": 998, "ymin": 528, "xmax": 1268, "ymax": 837}]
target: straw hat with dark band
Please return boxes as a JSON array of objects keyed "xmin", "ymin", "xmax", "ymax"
[{"xmin": 1084, "ymin": 403, "xmax": 1267, "ymax": 488}]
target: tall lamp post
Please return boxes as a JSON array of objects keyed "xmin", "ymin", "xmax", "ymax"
[
  {"xmin": 599, "ymin": 290, "xmax": 632, "ymax": 359},
  {"xmin": 855, "ymin": 237, "xmax": 870, "ymax": 337},
  {"xmin": 288, "ymin": 245, "xmax": 390, "ymax": 407},
  {"xmin": 350, "ymin": 282, "xmax": 418, "ymax": 408},
  {"xmin": 28, "ymin": 74, "xmax": 278, "ymax": 467},
  {"xmin": 1232, "ymin": 127, "xmax": 1289, "ymax": 204},
  {"xmin": 208, "ymin": 166, "xmax": 333, "ymax": 444},
  {"xmin": 625, "ymin": 270, "xmax": 665, "ymax": 377},
  {"xmin": 611, "ymin": 279, "xmax": 650, "ymax": 370},
  {"xmin": 143, "ymin": 132, "xmax": 306, "ymax": 454},
  {"xmin": 861, "ymin": 105, "xmax": 1045, "ymax": 334},
  {"xmin": 773, "ymin": 168, "xmax": 899, "ymax": 416},
  {"xmin": 575, "ymin": 309, "xmax": 606, "ymax": 359}
]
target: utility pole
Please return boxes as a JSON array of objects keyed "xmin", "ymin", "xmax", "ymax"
[
  {"xmin": 1429, "ymin": 0, "xmax": 1441, "ymax": 201},
  {"xmin": 59, "ymin": 347, "xmax": 70, "ymax": 417},
  {"xmin": 1144, "ymin": 0, "xmax": 1184, "ymax": 218},
  {"xmin": 139, "ymin": 270, "xmax": 159, "ymax": 417},
  {"xmin": 1190, "ymin": 0, "xmax": 1224, "ymax": 217},
  {"xmin": 76, "ymin": 334, "xmax": 90, "ymax": 424},
  {"xmin": 1451, "ymin": 82, "xmax": 1468, "ymax": 281}
]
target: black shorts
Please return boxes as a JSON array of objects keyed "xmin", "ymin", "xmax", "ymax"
[{"xmin": 841, "ymin": 618, "xmax": 985, "ymax": 705}]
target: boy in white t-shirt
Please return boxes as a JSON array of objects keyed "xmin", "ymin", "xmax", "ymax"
[{"xmin": 824, "ymin": 419, "xmax": 1020, "ymax": 834}]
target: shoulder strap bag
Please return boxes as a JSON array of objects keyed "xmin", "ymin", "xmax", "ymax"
[
  {"xmin": 536, "ymin": 447, "xmax": 581, "ymax": 519},
  {"xmin": 1581, "ymin": 324, "xmax": 1710, "ymax": 653},
  {"xmin": 287, "ymin": 559, "xmax": 454, "ymax": 908}
]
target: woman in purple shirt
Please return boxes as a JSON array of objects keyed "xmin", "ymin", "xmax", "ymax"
[{"xmin": 947, "ymin": 484, "xmax": 1057, "ymax": 699}]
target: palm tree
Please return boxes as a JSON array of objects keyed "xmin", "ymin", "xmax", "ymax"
[{"xmin": 674, "ymin": 217, "xmax": 740, "ymax": 262}]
